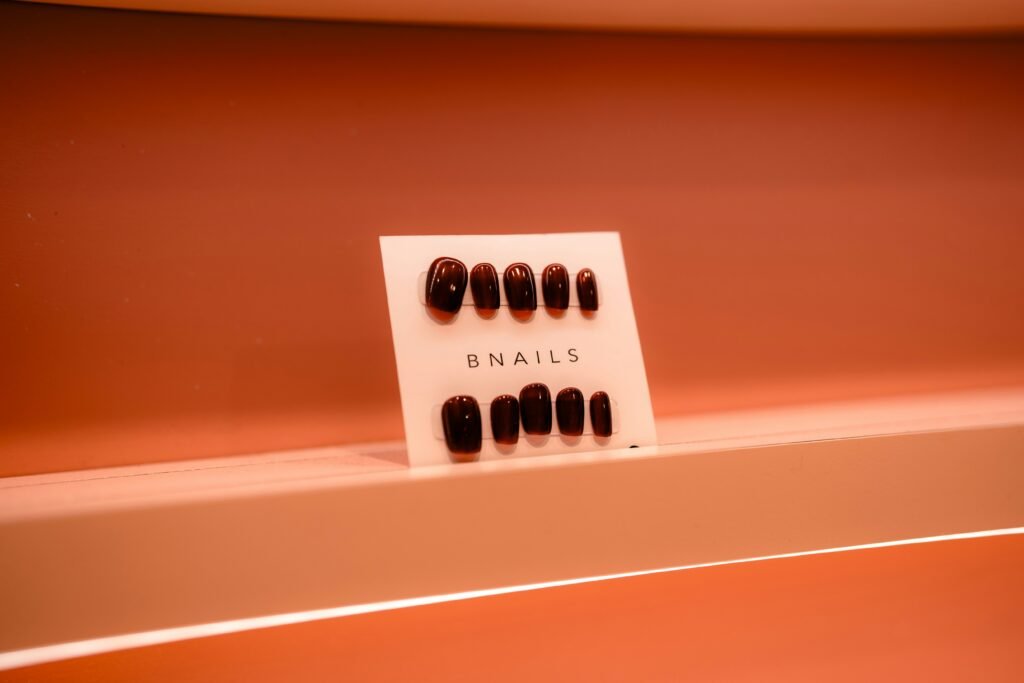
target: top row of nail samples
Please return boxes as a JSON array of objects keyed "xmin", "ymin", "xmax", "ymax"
[{"xmin": 425, "ymin": 257, "xmax": 599, "ymax": 323}]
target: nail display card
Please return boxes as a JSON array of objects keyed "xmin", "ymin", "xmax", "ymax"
[{"xmin": 379, "ymin": 232, "xmax": 657, "ymax": 467}]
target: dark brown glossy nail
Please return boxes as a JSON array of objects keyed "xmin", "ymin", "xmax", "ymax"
[
  {"xmin": 442, "ymin": 395, "xmax": 481, "ymax": 462},
  {"xmin": 425, "ymin": 257, "xmax": 468, "ymax": 322},
  {"xmin": 490, "ymin": 394, "xmax": 520, "ymax": 445},
  {"xmin": 519, "ymin": 382, "xmax": 552, "ymax": 435},
  {"xmin": 503, "ymin": 263, "xmax": 536, "ymax": 321},
  {"xmin": 576, "ymin": 268, "xmax": 599, "ymax": 312},
  {"xmin": 590, "ymin": 391, "xmax": 612, "ymax": 437},
  {"xmin": 542, "ymin": 263, "xmax": 570, "ymax": 313},
  {"xmin": 470, "ymin": 263, "xmax": 500, "ymax": 314},
  {"xmin": 556, "ymin": 387, "xmax": 584, "ymax": 436}
]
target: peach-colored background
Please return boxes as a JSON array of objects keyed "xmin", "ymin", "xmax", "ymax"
[
  {"xmin": 5, "ymin": 533, "xmax": 1022, "ymax": 681},
  {"xmin": 2, "ymin": 3, "xmax": 1024, "ymax": 476}
]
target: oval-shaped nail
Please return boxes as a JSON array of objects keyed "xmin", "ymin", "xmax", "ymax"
[
  {"xmin": 519, "ymin": 382, "xmax": 552, "ymax": 435},
  {"xmin": 490, "ymin": 394, "xmax": 520, "ymax": 445},
  {"xmin": 503, "ymin": 263, "xmax": 537, "ymax": 320},
  {"xmin": 590, "ymin": 391, "xmax": 612, "ymax": 437},
  {"xmin": 442, "ymin": 395, "xmax": 482, "ymax": 461},
  {"xmin": 556, "ymin": 387, "xmax": 585, "ymax": 436},
  {"xmin": 470, "ymin": 263, "xmax": 500, "ymax": 314},
  {"xmin": 576, "ymin": 268, "xmax": 599, "ymax": 312},
  {"xmin": 542, "ymin": 263, "xmax": 570, "ymax": 312},
  {"xmin": 425, "ymin": 257, "xmax": 468, "ymax": 322}
]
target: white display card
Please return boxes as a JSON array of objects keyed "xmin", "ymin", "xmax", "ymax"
[{"xmin": 379, "ymin": 232, "xmax": 657, "ymax": 467}]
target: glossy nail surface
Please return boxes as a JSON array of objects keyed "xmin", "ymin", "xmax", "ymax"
[
  {"xmin": 519, "ymin": 383, "xmax": 552, "ymax": 435},
  {"xmin": 542, "ymin": 263, "xmax": 570, "ymax": 312},
  {"xmin": 490, "ymin": 394, "xmax": 520, "ymax": 445},
  {"xmin": 556, "ymin": 387, "xmax": 585, "ymax": 436},
  {"xmin": 442, "ymin": 395, "xmax": 482, "ymax": 461},
  {"xmin": 576, "ymin": 268, "xmax": 599, "ymax": 312},
  {"xmin": 503, "ymin": 263, "xmax": 537, "ymax": 320},
  {"xmin": 470, "ymin": 263, "xmax": 500, "ymax": 313},
  {"xmin": 590, "ymin": 391, "xmax": 612, "ymax": 437},
  {"xmin": 425, "ymin": 257, "xmax": 468, "ymax": 322}
]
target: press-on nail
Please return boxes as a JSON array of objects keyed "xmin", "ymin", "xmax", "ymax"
[
  {"xmin": 542, "ymin": 263, "xmax": 570, "ymax": 313},
  {"xmin": 425, "ymin": 257, "xmax": 468, "ymax": 322},
  {"xmin": 556, "ymin": 387, "xmax": 584, "ymax": 436},
  {"xmin": 576, "ymin": 268, "xmax": 599, "ymax": 312},
  {"xmin": 503, "ymin": 263, "xmax": 537, "ymax": 321},
  {"xmin": 590, "ymin": 391, "xmax": 612, "ymax": 437},
  {"xmin": 470, "ymin": 263, "xmax": 500, "ymax": 314},
  {"xmin": 490, "ymin": 394, "xmax": 520, "ymax": 445},
  {"xmin": 442, "ymin": 395, "xmax": 482, "ymax": 461},
  {"xmin": 519, "ymin": 383, "xmax": 552, "ymax": 435}
]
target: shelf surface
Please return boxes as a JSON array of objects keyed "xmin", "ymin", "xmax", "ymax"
[
  {"xmin": 1, "ymin": 388, "xmax": 1022, "ymax": 669},
  {"xmin": 5, "ymin": 532, "xmax": 1021, "ymax": 681},
  {"xmin": 3, "ymin": 387, "xmax": 1022, "ymax": 521}
]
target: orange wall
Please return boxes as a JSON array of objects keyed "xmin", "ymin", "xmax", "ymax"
[{"xmin": 2, "ymin": 3, "xmax": 1024, "ymax": 476}]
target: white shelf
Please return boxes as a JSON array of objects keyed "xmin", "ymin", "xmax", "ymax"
[{"xmin": 1, "ymin": 388, "xmax": 1023, "ymax": 665}]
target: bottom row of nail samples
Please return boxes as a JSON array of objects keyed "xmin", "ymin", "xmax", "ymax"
[{"xmin": 442, "ymin": 383, "xmax": 613, "ymax": 462}]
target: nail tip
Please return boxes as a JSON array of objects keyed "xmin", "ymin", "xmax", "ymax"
[
  {"xmin": 426, "ymin": 307, "xmax": 459, "ymax": 323},
  {"xmin": 442, "ymin": 395, "xmax": 482, "ymax": 459},
  {"xmin": 556, "ymin": 387, "xmax": 585, "ymax": 436},
  {"xmin": 503, "ymin": 262, "xmax": 537, "ymax": 315},
  {"xmin": 542, "ymin": 263, "xmax": 570, "ymax": 311},
  {"xmin": 490, "ymin": 394, "xmax": 520, "ymax": 446},
  {"xmin": 589, "ymin": 391, "xmax": 613, "ymax": 438},
  {"xmin": 470, "ymin": 262, "xmax": 501, "ymax": 312},
  {"xmin": 519, "ymin": 382, "xmax": 552, "ymax": 435},
  {"xmin": 576, "ymin": 268, "xmax": 599, "ymax": 312},
  {"xmin": 426, "ymin": 256, "xmax": 468, "ymax": 321}
]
